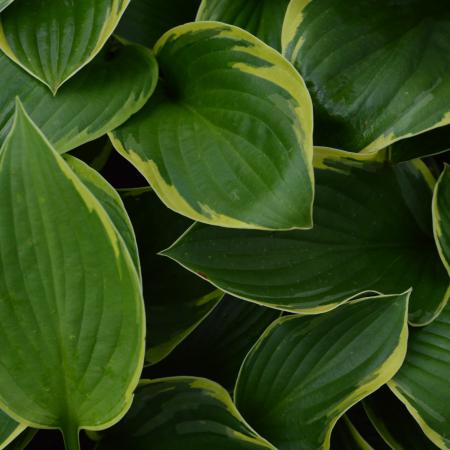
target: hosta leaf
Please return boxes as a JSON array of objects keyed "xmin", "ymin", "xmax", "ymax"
[
  {"xmin": 0, "ymin": 0, "xmax": 13, "ymax": 13},
  {"xmin": 0, "ymin": 39, "xmax": 157, "ymax": 153},
  {"xmin": 197, "ymin": 0, "xmax": 290, "ymax": 50},
  {"xmin": 163, "ymin": 148, "xmax": 448, "ymax": 323},
  {"xmin": 331, "ymin": 417, "xmax": 374, "ymax": 450},
  {"xmin": 0, "ymin": 101, "xmax": 145, "ymax": 450},
  {"xmin": 0, "ymin": 0, "xmax": 130, "ymax": 92},
  {"xmin": 148, "ymin": 295, "xmax": 281, "ymax": 390},
  {"xmin": 390, "ymin": 301, "xmax": 450, "ymax": 449},
  {"xmin": 235, "ymin": 292, "xmax": 410, "ymax": 450},
  {"xmin": 433, "ymin": 165, "xmax": 450, "ymax": 274},
  {"xmin": 121, "ymin": 188, "xmax": 222, "ymax": 365},
  {"xmin": 64, "ymin": 156, "xmax": 140, "ymax": 277},
  {"xmin": 117, "ymin": 0, "xmax": 201, "ymax": 47},
  {"xmin": 283, "ymin": 0, "xmax": 450, "ymax": 156},
  {"xmin": 0, "ymin": 412, "xmax": 25, "ymax": 450},
  {"xmin": 111, "ymin": 22, "xmax": 314, "ymax": 230},
  {"xmin": 4, "ymin": 429, "xmax": 37, "ymax": 450},
  {"xmin": 363, "ymin": 386, "xmax": 439, "ymax": 449},
  {"xmin": 95, "ymin": 377, "xmax": 276, "ymax": 450}
]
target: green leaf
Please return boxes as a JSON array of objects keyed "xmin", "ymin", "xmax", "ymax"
[
  {"xmin": 147, "ymin": 295, "xmax": 281, "ymax": 390},
  {"xmin": 363, "ymin": 386, "xmax": 439, "ymax": 450},
  {"xmin": 197, "ymin": 0, "xmax": 290, "ymax": 51},
  {"xmin": 389, "ymin": 301, "xmax": 450, "ymax": 449},
  {"xmin": 331, "ymin": 417, "xmax": 374, "ymax": 450},
  {"xmin": 0, "ymin": 39, "xmax": 157, "ymax": 154},
  {"xmin": 235, "ymin": 292, "xmax": 410, "ymax": 450},
  {"xmin": 433, "ymin": 165, "xmax": 450, "ymax": 275},
  {"xmin": 0, "ymin": 101, "xmax": 145, "ymax": 450},
  {"xmin": 163, "ymin": 148, "xmax": 448, "ymax": 323},
  {"xmin": 0, "ymin": 0, "xmax": 14, "ymax": 12},
  {"xmin": 0, "ymin": 0, "xmax": 130, "ymax": 92},
  {"xmin": 117, "ymin": 0, "xmax": 201, "ymax": 47},
  {"xmin": 64, "ymin": 155, "xmax": 141, "ymax": 278},
  {"xmin": 0, "ymin": 412, "xmax": 25, "ymax": 450},
  {"xmin": 120, "ymin": 188, "xmax": 222, "ymax": 365},
  {"xmin": 4, "ymin": 429, "xmax": 37, "ymax": 450},
  {"xmin": 95, "ymin": 377, "xmax": 276, "ymax": 450},
  {"xmin": 111, "ymin": 22, "xmax": 314, "ymax": 230},
  {"xmin": 283, "ymin": 0, "xmax": 450, "ymax": 156}
]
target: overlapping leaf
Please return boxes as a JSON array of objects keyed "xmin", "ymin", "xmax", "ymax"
[
  {"xmin": 433, "ymin": 165, "xmax": 450, "ymax": 274},
  {"xmin": 331, "ymin": 417, "xmax": 374, "ymax": 450},
  {"xmin": 390, "ymin": 301, "xmax": 450, "ymax": 449},
  {"xmin": 363, "ymin": 387, "xmax": 439, "ymax": 449},
  {"xmin": 111, "ymin": 22, "xmax": 314, "ymax": 230},
  {"xmin": 0, "ymin": 412, "xmax": 24, "ymax": 450},
  {"xmin": 0, "ymin": 0, "xmax": 130, "ymax": 92},
  {"xmin": 283, "ymin": 0, "xmax": 450, "ymax": 157},
  {"xmin": 0, "ymin": 102, "xmax": 145, "ymax": 450},
  {"xmin": 235, "ymin": 293, "xmax": 410, "ymax": 450},
  {"xmin": 197, "ymin": 0, "xmax": 290, "ymax": 50},
  {"xmin": 117, "ymin": 0, "xmax": 201, "ymax": 47},
  {"xmin": 0, "ymin": 39, "xmax": 157, "ymax": 153},
  {"xmin": 0, "ymin": 0, "xmax": 14, "ymax": 12},
  {"xmin": 95, "ymin": 377, "xmax": 275, "ymax": 450},
  {"xmin": 120, "ymin": 188, "xmax": 222, "ymax": 365},
  {"xmin": 164, "ymin": 148, "xmax": 448, "ymax": 323}
]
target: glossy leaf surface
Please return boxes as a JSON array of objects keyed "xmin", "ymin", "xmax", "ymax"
[
  {"xmin": 283, "ymin": 0, "xmax": 450, "ymax": 156},
  {"xmin": 111, "ymin": 22, "xmax": 314, "ymax": 230},
  {"xmin": 235, "ymin": 293, "xmax": 410, "ymax": 450},
  {"xmin": 96, "ymin": 377, "xmax": 275, "ymax": 450},
  {"xmin": 390, "ymin": 302, "xmax": 450, "ymax": 449},
  {"xmin": 164, "ymin": 148, "xmax": 448, "ymax": 323},
  {"xmin": 0, "ymin": 102, "xmax": 145, "ymax": 449},
  {"xmin": 197, "ymin": 0, "xmax": 290, "ymax": 50},
  {"xmin": 0, "ymin": 40, "xmax": 157, "ymax": 153},
  {"xmin": 0, "ymin": 0, "xmax": 130, "ymax": 92}
]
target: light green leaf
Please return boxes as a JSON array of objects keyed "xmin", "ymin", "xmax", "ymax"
[
  {"xmin": 163, "ymin": 148, "xmax": 448, "ymax": 324},
  {"xmin": 0, "ymin": 0, "xmax": 130, "ymax": 92},
  {"xmin": 282, "ymin": 0, "xmax": 450, "ymax": 157},
  {"xmin": 0, "ymin": 39, "xmax": 157, "ymax": 153},
  {"xmin": 120, "ymin": 188, "xmax": 222, "ymax": 365},
  {"xmin": 433, "ymin": 165, "xmax": 450, "ymax": 275},
  {"xmin": 117, "ymin": 0, "xmax": 201, "ymax": 47},
  {"xmin": 148, "ymin": 295, "xmax": 281, "ymax": 390},
  {"xmin": 95, "ymin": 377, "xmax": 276, "ymax": 450},
  {"xmin": 389, "ymin": 301, "xmax": 450, "ymax": 449},
  {"xmin": 235, "ymin": 292, "xmax": 410, "ymax": 450},
  {"xmin": 0, "ymin": 101, "xmax": 145, "ymax": 450},
  {"xmin": 197, "ymin": 0, "xmax": 290, "ymax": 50},
  {"xmin": 64, "ymin": 155, "xmax": 141, "ymax": 278},
  {"xmin": 0, "ymin": 0, "xmax": 14, "ymax": 12},
  {"xmin": 111, "ymin": 22, "xmax": 314, "ymax": 230},
  {"xmin": 363, "ymin": 386, "xmax": 439, "ymax": 450},
  {"xmin": 0, "ymin": 412, "xmax": 25, "ymax": 450}
]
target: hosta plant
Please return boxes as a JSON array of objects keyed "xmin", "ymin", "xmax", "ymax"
[{"xmin": 0, "ymin": 1, "xmax": 449, "ymax": 449}]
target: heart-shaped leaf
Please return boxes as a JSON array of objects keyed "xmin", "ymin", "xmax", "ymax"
[
  {"xmin": 117, "ymin": 0, "xmax": 201, "ymax": 47},
  {"xmin": 0, "ymin": 0, "xmax": 130, "ymax": 92},
  {"xmin": 163, "ymin": 148, "xmax": 448, "ymax": 324},
  {"xmin": 0, "ymin": 39, "xmax": 157, "ymax": 153},
  {"xmin": 95, "ymin": 377, "xmax": 276, "ymax": 450},
  {"xmin": 121, "ymin": 188, "xmax": 222, "ymax": 365},
  {"xmin": 235, "ymin": 292, "xmax": 410, "ymax": 450},
  {"xmin": 197, "ymin": 0, "xmax": 290, "ymax": 50},
  {"xmin": 0, "ymin": 412, "xmax": 25, "ymax": 450},
  {"xmin": 390, "ymin": 301, "xmax": 450, "ymax": 449},
  {"xmin": 0, "ymin": 101, "xmax": 145, "ymax": 450},
  {"xmin": 283, "ymin": 0, "xmax": 450, "ymax": 157},
  {"xmin": 433, "ymin": 164, "xmax": 450, "ymax": 275},
  {"xmin": 111, "ymin": 22, "xmax": 314, "ymax": 230},
  {"xmin": 363, "ymin": 387, "xmax": 439, "ymax": 450}
]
